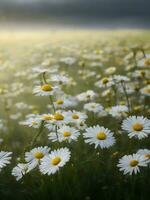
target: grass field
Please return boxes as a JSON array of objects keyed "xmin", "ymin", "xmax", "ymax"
[{"xmin": 0, "ymin": 30, "xmax": 150, "ymax": 200}]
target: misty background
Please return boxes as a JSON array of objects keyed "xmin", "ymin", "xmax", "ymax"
[{"xmin": 0, "ymin": 0, "xmax": 150, "ymax": 29}]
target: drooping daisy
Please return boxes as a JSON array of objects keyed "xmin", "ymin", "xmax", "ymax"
[
  {"xmin": 39, "ymin": 148, "xmax": 71, "ymax": 175},
  {"xmin": 117, "ymin": 153, "xmax": 149, "ymax": 175},
  {"xmin": 137, "ymin": 149, "xmax": 150, "ymax": 163},
  {"xmin": 83, "ymin": 125, "xmax": 115, "ymax": 149},
  {"xmin": 25, "ymin": 146, "xmax": 50, "ymax": 171},
  {"xmin": 48, "ymin": 125, "xmax": 80, "ymax": 143},
  {"xmin": 109, "ymin": 105, "xmax": 128, "ymax": 117},
  {"xmin": 33, "ymin": 84, "xmax": 58, "ymax": 96},
  {"xmin": 84, "ymin": 102, "xmax": 103, "ymax": 113},
  {"xmin": 0, "ymin": 151, "xmax": 12, "ymax": 171},
  {"xmin": 12, "ymin": 163, "xmax": 29, "ymax": 181},
  {"xmin": 122, "ymin": 116, "xmax": 150, "ymax": 139}
]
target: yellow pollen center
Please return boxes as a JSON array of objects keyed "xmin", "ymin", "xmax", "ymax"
[
  {"xmin": 54, "ymin": 113, "xmax": 64, "ymax": 120},
  {"xmin": 51, "ymin": 156, "xmax": 61, "ymax": 165},
  {"xmin": 56, "ymin": 100, "xmax": 64, "ymax": 105},
  {"xmin": 32, "ymin": 121, "xmax": 38, "ymax": 125},
  {"xmin": 96, "ymin": 132, "xmax": 107, "ymax": 140},
  {"xmin": 34, "ymin": 152, "xmax": 44, "ymax": 159},
  {"xmin": 132, "ymin": 123, "xmax": 143, "ymax": 131},
  {"xmin": 43, "ymin": 115, "xmax": 52, "ymax": 121},
  {"xmin": 72, "ymin": 114, "xmax": 79, "ymax": 119},
  {"xmin": 144, "ymin": 58, "xmax": 150, "ymax": 66},
  {"xmin": 145, "ymin": 154, "xmax": 150, "ymax": 159},
  {"xmin": 102, "ymin": 77, "xmax": 109, "ymax": 84},
  {"xmin": 41, "ymin": 84, "xmax": 53, "ymax": 92},
  {"xmin": 144, "ymin": 89, "xmax": 150, "ymax": 94},
  {"xmin": 130, "ymin": 160, "xmax": 139, "ymax": 167},
  {"xmin": 63, "ymin": 131, "xmax": 71, "ymax": 137}
]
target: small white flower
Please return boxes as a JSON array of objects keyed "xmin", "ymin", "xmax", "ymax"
[
  {"xmin": 140, "ymin": 85, "xmax": 150, "ymax": 96},
  {"xmin": 137, "ymin": 149, "xmax": 150, "ymax": 163},
  {"xmin": 25, "ymin": 146, "xmax": 50, "ymax": 171},
  {"xmin": 109, "ymin": 105, "xmax": 128, "ymax": 117},
  {"xmin": 95, "ymin": 77, "xmax": 114, "ymax": 88},
  {"xmin": 0, "ymin": 151, "xmax": 12, "ymax": 171},
  {"xmin": 83, "ymin": 125, "xmax": 115, "ymax": 149},
  {"xmin": 84, "ymin": 102, "xmax": 103, "ymax": 113},
  {"xmin": 48, "ymin": 125, "xmax": 80, "ymax": 143},
  {"xmin": 33, "ymin": 84, "xmax": 58, "ymax": 96},
  {"xmin": 12, "ymin": 163, "xmax": 29, "ymax": 181},
  {"xmin": 76, "ymin": 90, "xmax": 97, "ymax": 102},
  {"xmin": 137, "ymin": 54, "xmax": 150, "ymax": 68},
  {"xmin": 117, "ymin": 153, "xmax": 149, "ymax": 175},
  {"xmin": 40, "ymin": 148, "xmax": 71, "ymax": 175},
  {"xmin": 67, "ymin": 110, "xmax": 87, "ymax": 124},
  {"xmin": 122, "ymin": 116, "xmax": 150, "ymax": 139}
]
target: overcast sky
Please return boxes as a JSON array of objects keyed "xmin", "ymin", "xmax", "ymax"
[{"xmin": 0, "ymin": 0, "xmax": 150, "ymax": 28}]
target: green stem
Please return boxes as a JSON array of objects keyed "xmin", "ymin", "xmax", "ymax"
[{"xmin": 30, "ymin": 121, "xmax": 44, "ymax": 147}]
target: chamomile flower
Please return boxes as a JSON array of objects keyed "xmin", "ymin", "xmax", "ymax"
[
  {"xmin": 12, "ymin": 163, "xmax": 29, "ymax": 181},
  {"xmin": 33, "ymin": 84, "xmax": 58, "ymax": 96},
  {"xmin": 25, "ymin": 146, "xmax": 50, "ymax": 171},
  {"xmin": 84, "ymin": 102, "xmax": 103, "ymax": 113},
  {"xmin": 0, "ymin": 151, "xmax": 12, "ymax": 171},
  {"xmin": 39, "ymin": 148, "xmax": 71, "ymax": 175},
  {"xmin": 95, "ymin": 77, "xmax": 114, "ymax": 88},
  {"xmin": 20, "ymin": 117, "xmax": 41, "ymax": 128},
  {"xmin": 122, "ymin": 116, "xmax": 150, "ymax": 139},
  {"xmin": 48, "ymin": 125, "xmax": 80, "ymax": 143},
  {"xmin": 60, "ymin": 57, "xmax": 76, "ymax": 65},
  {"xmin": 67, "ymin": 110, "xmax": 87, "ymax": 124},
  {"xmin": 76, "ymin": 90, "xmax": 97, "ymax": 102},
  {"xmin": 117, "ymin": 153, "xmax": 149, "ymax": 175},
  {"xmin": 113, "ymin": 75, "xmax": 130, "ymax": 83},
  {"xmin": 83, "ymin": 125, "xmax": 115, "ymax": 149},
  {"xmin": 138, "ymin": 54, "xmax": 150, "ymax": 68},
  {"xmin": 137, "ymin": 149, "xmax": 150, "ymax": 163},
  {"xmin": 50, "ymin": 74, "xmax": 70, "ymax": 86},
  {"xmin": 109, "ymin": 105, "xmax": 128, "ymax": 117},
  {"xmin": 140, "ymin": 85, "xmax": 150, "ymax": 96}
]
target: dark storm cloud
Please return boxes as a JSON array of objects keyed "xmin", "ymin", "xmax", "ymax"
[{"xmin": 0, "ymin": 0, "xmax": 150, "ymax": 27}]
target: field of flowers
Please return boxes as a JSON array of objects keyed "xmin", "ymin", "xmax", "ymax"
[{"xmin": 0, "ymin": 30, "xmax": 150, "ymax": 200}]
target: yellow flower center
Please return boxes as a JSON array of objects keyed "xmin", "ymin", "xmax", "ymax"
[
  {"xmin": 53, "ymin": 113, "xmax": 64, "ymax": 120},
  {"xmin": 43, "ymin": 115, "xmax": 52, "ymax": 121},
  {"xmin": 51, "ymin": 156, "xmax": 61, "ymax": 165},
  {"xmin": 140, "ymin": 71, "xmax": 146, "ymax": 77},
  {"xmin": 144, "ymin": 58, "xmax": 150, "ymax": 66},
  {"xmin": 72, "ymin": 114, "xmax": 79, "ymax": 119},
  {"xmin": 41, "ymin": 84, "xmax": 53, "ymax": 92},
  {"xmin": 145, "ymin": 154, "xmax": 150, "ymax": 159},
  {"xmin": 63, "ymin": 131, "xmax": 71, "ymax": 137},
  {"xmin": 102, "ymin": 77, "xmax": 109, "ymax": 84},
  {"xmin": 144, "ymin": 88, "xmax": 150, "ymax": 94},
  {"xmin": 130, "ymin": 160, "xmax": 139, "ymax": 167},
  {"xmin": 96, "ymin": 132, "xmax": 107, "ymax": 140},
  {"xmin": 34, "ymin": 151, "xmax": 44, "ymax": 159},
  {"xmin": 56, "ymin": 100, "xmax": 64, "ymax": 105},
  {"xmin": 132, "ymin": 123, "xmax": 143, "ymax": 131},
  {"xmin": 32, "ymin": 121, "xmax": 38, "ymax": 125}
]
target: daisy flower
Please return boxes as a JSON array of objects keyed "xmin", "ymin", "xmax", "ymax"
[
  {"xmin": 48, "ymin": 125, "xmax": 80, "ymax": 143},
  {"xmin": 50, "ymin": 74, "xmax": 70, "ymax": 86},
  {"xmin": 25, "ymin": 146, "xmax": 50, "ymax": 171},
  {"xmin": 140, "ymin": 85, "xmax": 150, "ymax": 96},
  {"xmin": 109, "ymin": 105, "xmax": 128, "ymax": 117},
  {"xmin": 12, "ymin": 163, "xmax": 29, "ymax": 181},
  {"xmin": 60, "ymin": 57, "xmax": 76, "ymax": 65},
  {"xmin": 76, "ymin": 90, "xmax": 97, "ymax": 102},
  {"xmin": 0, "ymin": 151, "xmax": 12, "ymax": 171},
  {"xmin": 83, "ymin": 125, "xmax": 115, "ymax": 149},
  {"xmin": 113, "ymin": 75, "xmax": 130, "ymax": 83},
  {"xmin": 84, "ymin": 102, "xmax": 103, "ymax": 113},
  {"xmin": 117, "ymin": 153, "xmax": 149, "ymax": 175},
  {"xmin": 137, "ymin": 149, "xmax": 150, "ymax": 163},
  {"xmin": 33, "ymin": 84, "xmax": 58, "ymax": 96},
  {"xmin": 39, "ymin": 148, "xmax": 71, "ymax": 175},
  {"xmin": 137, "ymin": 54, "xmax": 150, "ymax": 68},
  {"xmin": 95, "ymin": 77, "xmax": 114, "ymax": 88},
  {"xmin": 122, "ymin": 116, "xmax": 150, "ymax": 139},
  {"xmin": 67, "ymin": 110, "xmax": 87, "ymax": 124},
  {"xmin": 20, "ymin": 117, "xmax": 41, "ymax": 129}
]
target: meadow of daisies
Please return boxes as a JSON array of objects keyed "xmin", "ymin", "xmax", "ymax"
[{"xmin": 0, "ymin": 30, "xmax": 150, "ymax": 200}]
